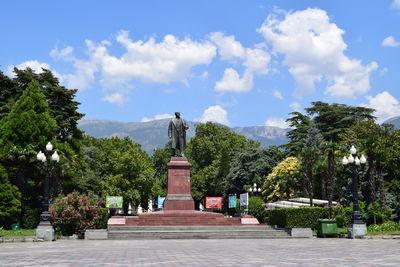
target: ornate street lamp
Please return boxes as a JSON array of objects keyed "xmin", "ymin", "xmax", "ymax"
[
  {"xmin": 342, "ymin": 145, "xmax": 367, "ymax": 238},
  {"xmin": 247, "ymin": 183, "xmax": 262, "ymax": 195},
  {"xmin": 36, "ymin": 142, "xmax": 59, "ymax": 240}
]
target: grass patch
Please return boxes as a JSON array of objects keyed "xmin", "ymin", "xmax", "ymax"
[
  {"xmin": 367, "ymin": 230, "xmax": 400, "ymax": 236},
  {"xmin": 0, "ymin": 228, "xmax": 36, "ymax": 237}
]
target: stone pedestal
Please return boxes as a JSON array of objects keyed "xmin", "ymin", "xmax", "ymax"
[
  {"xmin": 163, "ymin": 157, "xmax": 194, "ymax": 210},
  {"xmin": 348, "ymin": 223, "xmax": 367, "ymax": 239},
  {"xmin": 36, "ymin": 225, "xmax": 55, "ymax": 241}
]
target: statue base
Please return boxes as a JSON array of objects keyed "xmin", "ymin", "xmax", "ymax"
[{"xmin": 163, "ymin": 157, "xmax": 194, "ymax": 210}]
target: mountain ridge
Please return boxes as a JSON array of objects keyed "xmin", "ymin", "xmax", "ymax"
[{"xmin": 78, "ymin": 118, "xmax": 289, "ymax": 154}]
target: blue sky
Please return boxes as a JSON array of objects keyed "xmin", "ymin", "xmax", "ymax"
[{"xmin": 1, "ymin": 0, "xmax": 400, "ymax": 127}]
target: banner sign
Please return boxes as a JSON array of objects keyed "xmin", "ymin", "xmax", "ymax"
[
  {"xmin": 240, "ymin": 193, "xmax": 248, "ymax": 207},
  {"xmin": 157, "ymin": 196, "xmax": 166, "ymax": 209},
  {"xmin": 106, "ymin": 196, "xmax": 123, "ymax": 208},
  {"xmin": 205, "ymin": 197, "xmax": 223, "ymax": 209},
  {"xmin": 228, "ymin": 195, "xmax": 237, "ymax": 208}
]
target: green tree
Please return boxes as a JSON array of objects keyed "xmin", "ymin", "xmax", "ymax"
[
  {"xmin": 305, "ymin": 102, "xmax": 375, "ymax": 215},
  {"xmin": 11, "ymin": 68, "xmax": 84, "ymax": 150},
  {"xmin": 79, "ymin": 137, "xmax": 155, "ymax": 212},
  {"xmin": 263, "ymin": 156, "xmax": 300, "ymax": 202},
  {"xmin": 298, "ymin": 122, "xmax": 324, "ymax": 206},
  {"xmin": 0, "ymin": 165, "xmax": 21, "ymax": 228},
  {"xmin": 284, "ymin": 112, "xmax": 311, "ymax": 155},
  {"xmin": 185, "ymin": 122, "xmax": 255, "ymax": 205},
  {"xmin": 0, "ymin": 71, "xmax": 19, "ymax": 120},
  {"xmin": 0, "ymin": 80, "xmax": 57, "ymax": 192},
  {"xmin": 225, "ymin": 146, "xmax": 282, "ymax": 195}
]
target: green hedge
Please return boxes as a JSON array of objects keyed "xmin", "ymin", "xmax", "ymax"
[{"xmin": 268, "ymin": 207, "xmax": 329, "ymax": 229}]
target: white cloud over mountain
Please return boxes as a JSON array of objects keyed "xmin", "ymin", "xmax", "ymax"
[
  {"xmin": 265, "ymin": 117, "xmax": 289, "ymax": 128},
  {"xmin": 197, "ymin": 105, "xmax": 230, "ymax": 126},
  {"xmin": 141, "ymin": 113, "xmax": 174, "ymax": 122},
  {"xmin": 258, "ymin": 8, "xmax": 377, "ymax": 98},
  {"xmin": 363, "ymin": 91, "xmax": 400, "ymax": 123}
]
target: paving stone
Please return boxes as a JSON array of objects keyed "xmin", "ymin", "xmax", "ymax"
[{"xmin": 0, "ymin": 239, "xmax": 399, "ymax": 266}]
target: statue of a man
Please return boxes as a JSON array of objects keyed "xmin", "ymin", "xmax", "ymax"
[{"xmin": 168, "ymin": 112, "xmax": 189, "ymax": 157}]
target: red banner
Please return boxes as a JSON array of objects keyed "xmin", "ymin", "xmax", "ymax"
[{"xmin": 205, "ymin": 197, "xmax": 223, "ymax": 209}]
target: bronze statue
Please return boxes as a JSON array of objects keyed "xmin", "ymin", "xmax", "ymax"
[{"xmin": 168, "ymin": 112, "xmax": 189, "ymax": 157}]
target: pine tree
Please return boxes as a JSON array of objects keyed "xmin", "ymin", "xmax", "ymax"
[{"xmin": 0, "ymin": 80, "xmax": 57, "ymax": 194}]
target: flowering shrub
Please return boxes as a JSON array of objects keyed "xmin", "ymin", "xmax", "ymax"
[{"xmin": 50, "ymin": 192, "xmax": 108, "ymax": 237}]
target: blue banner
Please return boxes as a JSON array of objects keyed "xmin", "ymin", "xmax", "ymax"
[{"xmin": 157, "ymin": 196, "xmax": 166, "ymax": 209}]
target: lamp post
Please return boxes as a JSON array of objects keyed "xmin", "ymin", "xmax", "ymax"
[
  {"xmin": 36, "ymin": 142, "xmax": 59, "ymax": 241},
  {"xmin": 342, "ymin": 145, "xmax": 367, "ymax": 238},
  {"xmin": 247, "ymin": 183, "xmax": 262, "ymax": 196}
]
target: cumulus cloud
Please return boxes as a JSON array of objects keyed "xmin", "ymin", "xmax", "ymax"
[
  {"xmin": 197, "ymin": 105, "xmax": 229, "ymax": 126},
  {"xmin": 363, "ymin": 91, "xmax": 400, "ymax": 123},
  {"xmin": 382, "ymin": 36, "xmax": 400, "ymax": 47},
  {"xmin": 272, "ymin": 89, "xmax": 283, "ymax": 99},
  {"xmin": 141, "ymin": 113, "xmax": 174, "ymax": 122},
  {"xmin": 392, "ymin": 0, "xmax": 400, "ymax": 9},
  {"xmin": 210, "ymin": 32, "xmax": 271, "ymax": 93},
  {"xmin": 50, "ymin": 30, "xmax": 217, "ymax": 92},
  {"xmin": 265, "ymin": 117, "xmax": 289, "ymax": 128},
  {"xmin": 102, "ymin": 93, "xmax": 126, "ymax": 106},
  {"xmin": 209, "ymin": 32, "xmax": 245, "ymax": 61},
  {"xmin": 214, "ymin": 69, "xmax": 253, "ymax": 93},
  {"xmin": 258, "ymin": 8, "xmax": 377, "ymax": 98}
]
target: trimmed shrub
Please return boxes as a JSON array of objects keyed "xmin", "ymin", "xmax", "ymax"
[
  {"xmin": 50, "ymin": 192, "xmax": 108, "ymax": 237},
  {"xmin": 248, "ymin": 197, "xmax": 266, "ymax": 223},
  {"xmin": 269, "ymin": 207, "xmax": 329, "ymax": 229}
]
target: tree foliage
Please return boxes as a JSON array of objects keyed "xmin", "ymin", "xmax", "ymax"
[
  {"xmin": 78, "ymin": 136, "xmax": 155, "ymax": 211},
  {"xmin": 186, "ymin": 122, "xmax": 257, "ymax": 204},
  {"xmin": 263, "ymin": 156, "xmax": 300, "ymax": 202}
]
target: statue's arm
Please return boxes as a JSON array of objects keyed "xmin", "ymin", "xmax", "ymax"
[{"xmin": 168, "ymin": 122, "xmax": 172, "ymax": 138}]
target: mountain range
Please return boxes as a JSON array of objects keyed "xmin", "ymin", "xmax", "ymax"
[
  {"xmin": 78, "ymin": 116, "xmax": 400, "ymax": 155},
  {"xmin": 384, "ymin": 116, "xmax": 400, "ymax": 129},
  {"xmin": 78, "ymin": 119, "xmax": 289, "ymax": 154}
]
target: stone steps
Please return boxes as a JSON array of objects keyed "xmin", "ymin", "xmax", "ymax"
[{"xmin": 108, "ymin": 225, "xmax": 291, "ymax": 239}]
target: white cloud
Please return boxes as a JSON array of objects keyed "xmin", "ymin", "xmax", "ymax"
[
  {"xmin": 50, "ymin": 46, "xmax": 74, "ymax": 60},
  {"xmin": 265, "ymin": 117, "xmax": 289, "ymax": 128},
  {"xmin": 363, "ymin": 91, "xmax": 400, "ymax": 123},
  {"xmin": 382, "ymin": 36, "xmax": 400, "ymax": 47},
  {"xmin": 7, "ymin": 60, "xmax": 50, "ymax": 77},
  {"xmin": 272, "ymin": 89, "xmax": 283, "ymax": 99},
  {"xmin": 211, "ymin": 32, "xmax": 271, "ymax": 93},
  {"xmin": 102, "ymin": 93, "xmax": 126, "ymax": 106},
  {"xmin": 258, "ymin": 8, "xmax": 377, "ymax": 98},
  {"xmin": 200, "ymin": 71, "xmax": 209, "ymax": 80},
  {"xmin": 141, "ymin": 113, "xmax": 174, "ymax": 122},
  {"xmin": 51, "ymin": 30, "xmax": 217, "ymax": 91},
  {"xmin": 215, "ymin": 68, "xmax": 253, "ymax": 93},
  {"xmin": 290, "ymin": 102, "xmax": 301, "ymax": 112},
  {"xmin": 209, "ymin": 32, "xmax": 245, "ymax": 61},
  {"xmin": 392, "ymin": 0, "xmax": 400, "ymax": 9},
  {"xmin": 197, "ymin": 105, "xmax": 229, "ymax": 126}
]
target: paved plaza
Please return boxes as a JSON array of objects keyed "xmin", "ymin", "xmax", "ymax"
[{"xmin": 0, "ymin": 238, "xmax": 399, "ymax": 267}]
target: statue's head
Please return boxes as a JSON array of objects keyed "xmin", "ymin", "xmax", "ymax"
[{"xmin": 175, "ymin": 111, "xmax": 181, "ymax": 118}]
